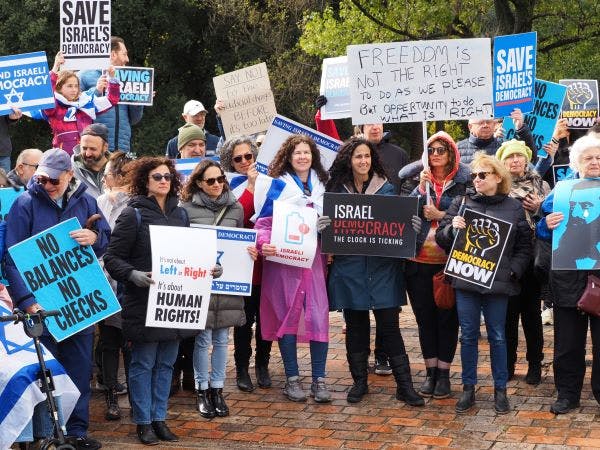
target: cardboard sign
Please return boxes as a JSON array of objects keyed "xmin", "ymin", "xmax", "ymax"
[
  {"xmin": 255, "ymin": 115, "xmax": 342, "ymax": 174},
  {"xmin": 321, "ymin": 193, "xmax": 418, "ymax": 257},
  {"xmin": 502, "ymin": 79, "xmax": 567, "ymax": 157},
  {"xmin": 559, "ymin": 79, "xmax": 599, "ymax": 129},
  {"xmin": 213, "ymin": 62, "xmax": 277, "ymax": 138},
  {"xmin": 0, "ymin": 52, "xmax": 54, "ymax": 116},
  {"xmin": 552, "ymin": 164, "xmax": 573, "ymax": 185},
  {"xmin": 267, "ymin": 200, "xmax": 318, "ymax": 268},
  {"xmin": 320, "ymin": 56, "xmax": 351, "ymax": 120},
  {"xmin": 551, "ymin": 178, "xmax": 600, "ymax": 270},
  {"xmin": 347, "ymin": 38, "xmax": 493, "ymax": 124},
  {"xmin": 146, "ymin": 225, "xmax": 216, "ymax": 329},
  {"xmin": 7, "ymin": 218, "xmax": 121, "ymax": 342},
  {"xmin": 444, "ymin": 209, "xmax": 513, "ymax": 289},
  {"xmin": 60, "ymin": 0, "xmax": 111, "ymax": 70},
  {"xmin": 191, "ymin": 225, "xmax": 256, "ymax": 295},
  {"xmin": 114, "ymin": 66, "xmax": 153, "ymax": 106},
  {"xmin": 493, "ymin": 32, "xmax": 536, "ymax": 117}
]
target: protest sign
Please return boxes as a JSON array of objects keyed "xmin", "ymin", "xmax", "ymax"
[
  {"xmin": 114, "ymin": 66, "xmax": 153, "ymax": 106},
  {"xmin": 191, "ymin": 225, "xmax": 256, "ymax": 295},
  {"xmin": 552, "ymin": 164, "xmax": 573, "ymax": 185},
  {"xmin": 320, "ymin": 56, "xmax": 351, "ymax": 120},
  {"xmin": 7, "ymin": 218, "xmax": 121, "ymax": 342},
  {"xmin": 321, "ymin": 193, "xmax": 418, "ymax": 257},
  {"xmin": 502, "ymin": 79, "xmax": 567, "ymax": 157},
  {"xmin": 60, "ymin": 0, "xmax": 111, "ymax": 70},
  {"xmin": 255, "ymin": 115, "xmax": 342, "ymax": 174},
  {"xmin": 551, "ymin": 178, "xmax": 600, "ymax": 270},
  {"xmin": 267, "ymin": 200, "xmax": 318, "ymax": 268},
  {"xmin": 0, "ymin": 187, "xmax": 24, "ymax": 285},
  {"xmin": 146, "ymin": 225, "xmax": 216, "ymax": 329},
  {"xmin": 213, "ymin": 62, "xmax": 277, "ymax": 138},
  {"xmin": 559, "ymin": 79, "xmax": 599, "ymax": 129},
  {"xmin": 0, "ymin": 52, "xmax": 54, "ymax": 116},
  {"xmin": 347, "ymin": 38, "xmax": 493, "ymax": 124},
  {"xmin": 493, "ymin": 32, "xmax": 536, "ymax": 117},
  {"xmin": 444, "ymin": 209, "xmax": 513, "ymax": 289}
]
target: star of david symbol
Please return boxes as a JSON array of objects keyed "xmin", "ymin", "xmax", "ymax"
[
  {"xmin": 4, "ymin": 88, "xmax": 24, "ymax": 104},
  {"xmin": 0, "ymin": 309, "xmax": 37, "ymax": 355}
]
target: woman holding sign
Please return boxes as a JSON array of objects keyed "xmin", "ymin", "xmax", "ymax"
[{"xmin": 435, "ymin": 153, "xmax": 531, "ymax": 414}]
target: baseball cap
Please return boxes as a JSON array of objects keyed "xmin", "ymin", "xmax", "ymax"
[
  {"xmin": 35, "ymin": 148, "xmax": 72, "ymax": 179},
  {"xmin": 182, "ymin": 100, "xmax": 207, "ymax": 116}
]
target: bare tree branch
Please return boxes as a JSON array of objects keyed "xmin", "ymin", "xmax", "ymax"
[{"xmin": 349, "ymin": 0, "xmax": 419, "ymax": 40}]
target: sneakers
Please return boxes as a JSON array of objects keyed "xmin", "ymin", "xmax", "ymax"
[
  {"xmin": 541, "ymin": 307, "xmax": 553, "ymax": 326},
  {"xmin": 374, "ymin": 358, "xmax": 392, "ymax": 376},
  {"xmin": 283, "ymin": 376, "xmax": 307, "ymax": 402},
  {"xmin": 104, "ymin": 388, "xmax": 121, "ymax": 421},
  {"xmin": 310, "ymin": 377, "xmax": 332, "ymax": 403},
  {"xmin": 66, "ymin": 435, "xmax": 102, "ymax": 450}
]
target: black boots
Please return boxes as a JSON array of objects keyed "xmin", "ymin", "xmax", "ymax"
[
  {"xmin": 419, "ymin": 367, "xmax": 436, "ymax": 397},
  {"xmin": 347, "ymin": 352, "xmax": 369, "ymax": 403},
  {"xmin": 151, "ymin": 421, "xmax": 179, "ymax": 442},
  {"xmin": 525, "ymin": 362, "xmax": 542, "ymax": 385},
  {"xmin": 494, "ymin": 388, "xmax": 510, "ymax": 414},
  {"xmin": 236, "ymin": 367, "xmax": 255, "ymax": 392},
  {"xmin": 136, "ymin": 424, "xmax": 159, "ymax": 446},
  {"xmin": 105, "ymin": 387, "xmax": 121, "ymax": 420},
  {"xmin": 210, "ymin": 387, "xmax": 230, "ymax": 417},
  {"xmin": 196, "ymin": 389, "xmax": 216, "ymax": 419},
  {"xmin": 455, "ymin": 385, "xmax": 475, "ymax": 413},
  {"xmin": 433, "ymin": 368, "xmax": 451, "ymax": 399},
  {"xmin": 389, "ymin": 355, "xmax": 425, "ymax": 406},
  {"xmin": 550, "ymin": 397, "xmax": 580, "ymax": 414},
  {"xmin": 255, "ymin": 365, "xmax": 272, "ymax": 388}
]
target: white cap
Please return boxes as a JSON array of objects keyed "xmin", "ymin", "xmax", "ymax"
[{"xmin": 182, "ymin": 100, "xmax": 207, "ymax": 116}]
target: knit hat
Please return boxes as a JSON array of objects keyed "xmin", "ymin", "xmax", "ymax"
[
  {"xmin": 178, "ymin": 123, "xmax": 206, "ymax": 151},
  {"xmin": 495, "ymin": 139, "xmax": 532, "ymax": 162},
  {"xmin": 35, "ymin": 148, "xmax": 72, "ymax": 179}
]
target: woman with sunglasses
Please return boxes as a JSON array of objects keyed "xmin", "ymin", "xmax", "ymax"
[
  {"xmin": 179, "ymin": 159, "xmax": 253, "ymax": 419},
  {"xmin": 435, "ymin": 153, "xmax": 531, "ymax": 414},
  {"xmin": 104, "ymin": 157, "xmax": 193, "ymax": 445},
  {"xmin": 398, "ymin": 131, "xmax": 471, "ymax": 400},
  {"xmin": 255, "ymin": 134, "xmax": 331, "ymax": 403},
  {"xmin": 220, "ymin": 136, "xmax": 273, "ymax": 392}
]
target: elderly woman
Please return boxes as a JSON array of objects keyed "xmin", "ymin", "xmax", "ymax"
[
  {"xmin": 219, "ymin": 136, "xmax": 273, "ymax": 392},
  {"xmin": 496, "ymin": 140, "xmax": 549, "ymax": 386},
  {"xmin": 436, "ymin": 153, "xmax": 531, "ymax": 414},
  {"xmin": 537, "ymin": 134, "xmax": 600, "ymax": 414},
  {"xmin": 398, "ymin": 131, "xmax": 471, "ymax": 399}
]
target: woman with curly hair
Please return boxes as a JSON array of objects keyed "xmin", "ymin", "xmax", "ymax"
[
  {"xmin": 255, "ymin": 134, "xmax": 332, "ymax": 403},
  {"xmin": 104, "ymin": 157, "xmax": 194, "ymax": 445},
  {"xmin": 323, "ymin": 137, "xmax": 425, "ymax": 406}
]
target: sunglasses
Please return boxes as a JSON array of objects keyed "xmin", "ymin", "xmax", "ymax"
[
  {"xmin": 427, "ymin": 146, "xmax": 448, "ymax": 155},
  {"xmin": 203, "ymin": 175, "xmax": 226, "ymax": 186},
  {"xmin": 470, "ymin": 171, "xmax": 494, "ymax": 181},
  {"xmin": 233, "ymin": 153, "xmax": 253, "ymax": 164},
  {"xmin": 36, "ymin": 176, "xmax": 61, "ymax": 186},
  {"xmin": 149, "ymin": 173, "xmax": 173, "ymax": 182}
]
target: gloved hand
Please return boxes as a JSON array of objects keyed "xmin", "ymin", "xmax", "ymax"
[
  {"xmin": 128, "ymin": 270, "xmax": 154, "ymax": 288},
  {"xmin": 317, "ymin": 215, "xmax": 332, "ymax": 232},
  {"xmin": 315, "ymin": 95, "xmax": 328, "ymax": 109},
  {"xmin": 411, "ymin": 215, "xmax": 422, "ymax": 234},
  {"xmin": 212, "ymin": 264, "xmax": 223, "ymax": 279}
]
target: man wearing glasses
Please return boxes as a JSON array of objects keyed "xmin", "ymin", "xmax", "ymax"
[{"xmin": 7, "ymin": 148, "xmax": 43, "ymax": 188}]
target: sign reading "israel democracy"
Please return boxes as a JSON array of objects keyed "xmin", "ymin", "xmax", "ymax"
[
  {"xmin": 0, "ymin": 52, "xmax": 54, "ymax": 116},
  {"xmin": 114, "ymin": 66, "xmax": 153, "ymax": 106}
]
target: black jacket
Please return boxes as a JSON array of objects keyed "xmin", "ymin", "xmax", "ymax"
[
  {"xmin": 374, "ymin": 140, "xmax": 409, "ymax": 194},
  {"xmin": 435, "ymin": 192, "xmax": 532, "ymax": 296},
  {"xmin": 104, "ymin": 194, "xmax": 197, "ymax": 342}
]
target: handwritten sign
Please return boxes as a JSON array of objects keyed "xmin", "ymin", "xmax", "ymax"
[
  {"xmin": 347, "ymin": 39, "xmax": 493, "ymax": 124},
  {"xmin": 559, "ymin": 79, "xmax": 599, "ymax": 129},
  {"xmin": 320, "ymin": 56, "xmax": 351, "ymax": 120},
  {"xmin": 114, "ymin": 66, "xmax": 153, "ymax": 106}
]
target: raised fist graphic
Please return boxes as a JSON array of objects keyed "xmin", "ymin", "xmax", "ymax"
[{"xmin": 465, "ymin": 218, "xmax": 500, "ymax": 257}]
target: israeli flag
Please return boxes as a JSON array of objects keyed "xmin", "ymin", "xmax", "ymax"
[
  {"xmin": 225, "ymin": 172, "xmax": 249, "ymax": 200},
  {"xmin": 175, "ymin": 156, "xmax": 221, "ymax": 183}
]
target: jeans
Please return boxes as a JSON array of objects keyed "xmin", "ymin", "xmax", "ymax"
[
  {"xmin": 233, "ymin": 285, "xmax": 272, "ymax": 369},
  {"xmin": 344, "ymin": 307, "xmax": 406, "ymax": 358},
  {"xmin": 456, "ymin": 289, "xmax": 509, "ymax": 388},
  {"xmin": 278, "ymin": 334, "xmax": 328, "ymax": 381},
  {"xmin": 128, "ymin": 340, "xmax": 179, "ymax": 425},
  {"xmin": 14, "ymin": 397, "xmax": 65, "ymax": 442},
  {"xmin": 0, "ymin": 155, "xmax": 10, "ymax": 173},
  {"xmin": 194, "ymin": 327, "xmax": 230, "ymax": 390}
]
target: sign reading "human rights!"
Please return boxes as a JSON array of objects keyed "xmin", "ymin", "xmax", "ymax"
[{"xmin": 114, "ymin": 66, "xmax": 153, "ymax": 106}]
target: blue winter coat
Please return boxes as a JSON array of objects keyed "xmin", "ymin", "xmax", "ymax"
[
  {"xmin": 327, "ymin": 175, "xmax": 406, "ymax": 311},
  {"xmin": 4, "ymin": 180, "xmax": 111, "ymax": 321}
]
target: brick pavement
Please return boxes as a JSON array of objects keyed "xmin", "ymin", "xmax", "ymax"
[{"xmin": 89, "ymin": 307, "xmax": 600, "ymax": 449}]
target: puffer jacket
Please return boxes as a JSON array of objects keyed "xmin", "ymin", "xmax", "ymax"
[{"xmin": 457, "ymin": 123, "xmax": 535, "ymax": 165}]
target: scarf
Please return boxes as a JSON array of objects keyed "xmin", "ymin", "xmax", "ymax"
[
  {"xmin": 55, "ymin": 89, "xmax": 113, "ymax": 122},
  {"xmin": 193, "ymin": 189, "xmax": 236, "ymax": 212},
  {"xmin": 279, "ymin": 169, "xmax": 325, "ymax": 215}
]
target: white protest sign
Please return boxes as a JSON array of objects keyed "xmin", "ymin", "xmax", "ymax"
[
  {"xmin": 146, "ymin": 225, "xmax": 216, "ymax": 329},
  {"xmin": 60, "ymin": 0, "xmax": 111, "ymax": 71},
  {"xmin": 255, "ymin": 115, "xmax": 342, "ymax": 174},
  {"xmin": 268, "ymin": 200, "xmax": 318, "ymax": 269},
  {"xmin": 213, "ymin": 62, "xmax": 277, "ymax": 138},
  {"xmin": 347, "ymin": 39, "xmax": 493, "ymax": 124},
  {"xmin": 191, "ymin": 225, "xmax": 256, "ymax": 296},
  {"xmin": 320, "ymin": 56, "xmax": 351, "ymax": 120}
]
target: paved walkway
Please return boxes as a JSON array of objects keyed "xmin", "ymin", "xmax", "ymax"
[{"xmin": 89, "ymin": 307, "xmax": 600, "ymax": 449}]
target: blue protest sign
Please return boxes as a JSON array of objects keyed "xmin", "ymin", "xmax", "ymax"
[
  {"xmin": 320, "ymin": 56, "xmax": 350, "ymax": 120},
  {"xmin": 552, "ymin": 164, "xmax": 574, "ymax": 185},
  {"xmin": 114, "ymin": 66, "xmax": 153, "ymax": 106},
  {"xmin": 0, "ymin": 51, "xmax": 54, "ymax": 116},
  {"xmin": 502, "ymin": 79, "xmax": 567, "ymax": 157},
  {"xmin": 493, "ymin": 32, "xmax": 536, "ymax": 117},
  {"xmin": 0, "ymin": 187, "xmax": 24, "ymax": 285},
  {"xmin": 7, "ymin": 218, "xmax": 121, "ymax": 342}
]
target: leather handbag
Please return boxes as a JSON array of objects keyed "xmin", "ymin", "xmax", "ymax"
[
  {"xmin": 433, "ymin": 270, "xmax": 455, "ymax": 309},
  {"xmin": 577, "ymin": 274, "xmax": 600, "ymax": 317}
]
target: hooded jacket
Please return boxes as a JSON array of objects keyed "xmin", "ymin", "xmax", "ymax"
[{"xmin": 71, "ymin": 151, "xmax": 110, "ymax": 199}]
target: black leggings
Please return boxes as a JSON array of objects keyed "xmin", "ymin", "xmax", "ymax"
[{"xmin": 344, "ymin": 307, "xmax": 405, "ymax": 358}]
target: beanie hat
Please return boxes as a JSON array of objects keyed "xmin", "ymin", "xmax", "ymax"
[
  {"xmin": 495, "ymin": 139, "xmax": 532, "ymax": 162},
  {"xmin": 82, "ymin": 123, "xmax": 109, "ymax": 143},
  {"xmin": 178, "ymin": 123, "xmax": 206, "ymax": 151}
]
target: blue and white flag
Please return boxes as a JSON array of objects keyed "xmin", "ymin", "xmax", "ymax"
[
  {"xmin": 175, "ymin": 156, "xmax": 220, "ymax": 183},
  {"xmin": 0, "ymin": 304, "xmax": 79, "ymax": 449}
]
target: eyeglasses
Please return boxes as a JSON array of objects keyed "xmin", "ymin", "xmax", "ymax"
[
  {"xmin": 36, "ymin": 176, "xmax": 61, "ymax": 186},
  {"xmin": 22, "ymin": 162, "xmax": 39, "ymax": 169},
  {"xmin": 202, "ymin": 175, "xmax": 226, "ymax": 186},
  {"xmin": 470, "ymin": 171, "xmax": 494, "ymax": 181},
  {"xmin": 233, "ymin": 153, "xmax": 253, "ymax": 164},
  {"xmin": 427, "ymin": 146, "xmax": 448, "ymax": 155},
  {"xmin": 471, "ymin": 120, "xmax": 494, "ymax": 126},
  {"xmin": 149, "ymin": 173, "xmax": 173, "ymax": 182}
]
